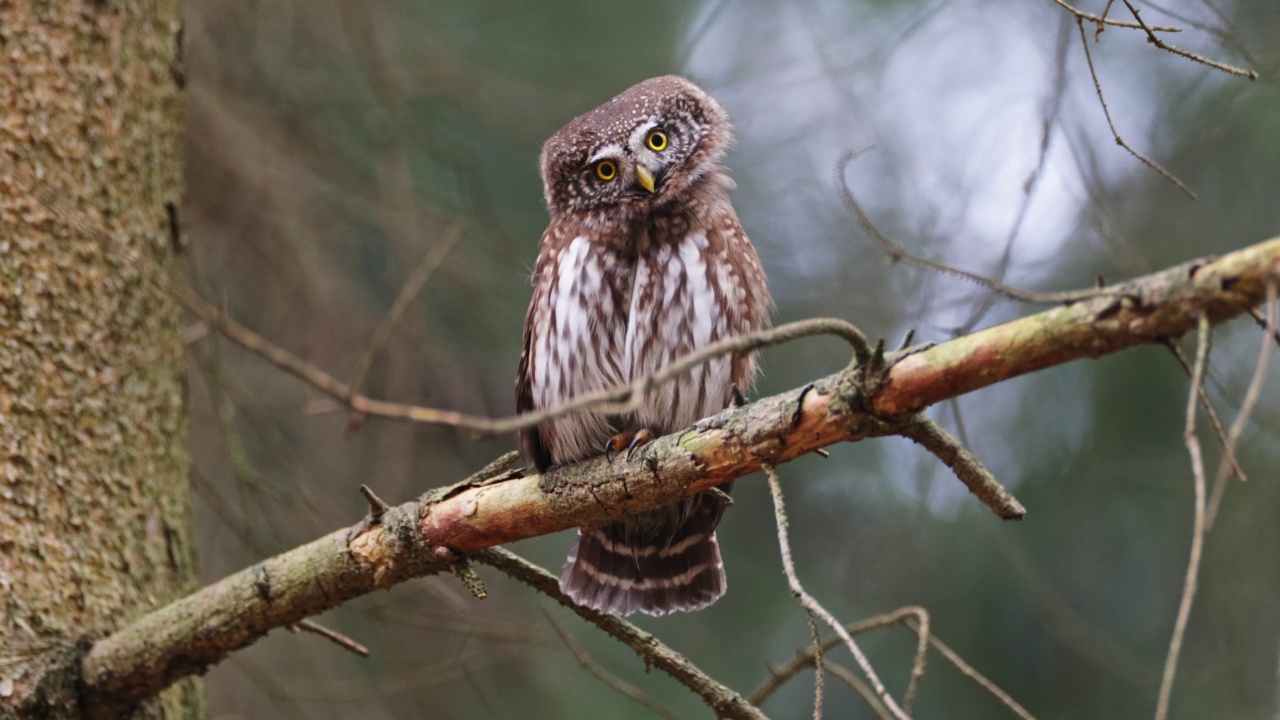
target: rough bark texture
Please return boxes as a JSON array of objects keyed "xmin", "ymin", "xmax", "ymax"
[{"xmin": 0, "ymin": 2, "xmax": 199, "ymax": 718}]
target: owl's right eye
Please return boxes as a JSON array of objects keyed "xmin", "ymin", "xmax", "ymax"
[{"xmin": 594, "ymin": 160, "xmax": 618, "ymax": 181}]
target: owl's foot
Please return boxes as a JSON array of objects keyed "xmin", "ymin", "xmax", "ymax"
[{"xmin": 603, "ymin": 428, "xmax": 655, "ymax": 463}]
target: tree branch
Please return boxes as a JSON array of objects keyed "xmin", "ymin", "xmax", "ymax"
[
  {"xmin": 79, "ymin": 235, "xmax": 1280, "ymax": 714},
  {"xmin": 484, "ymin": 550, "xmax": 766, "ymax": 720}
]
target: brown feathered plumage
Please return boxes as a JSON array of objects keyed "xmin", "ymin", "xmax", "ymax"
[{"xmin": 516, "ymin": 76, "xmax": 772, "ymax": 615}]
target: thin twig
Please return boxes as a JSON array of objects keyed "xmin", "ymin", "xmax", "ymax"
[
  {"xmin": 1075, "ymin": 18, "xmax": 1197, "ymax": 199},
  {"xmin": 1099, "ymin": 0, "xmax": 1116, "ymax": 29},
  {"xmin": 1162, "ymin": 340, "xmax": 1245, "ymax": 482},
  {"xmin": 896, "ymin": 416, "xmax": 1027, "ymax": 519},
  {"xmin": 179, "ymin": 279, "xmax": 868, "ymax": 435},
  {"xmin": 825, "ymin": 661, "xmax": 892, "ymax": 720},
  {"xmin": 1051, "ymin": 0, "xmax": 1181, "ymax": 32},
  {"xmin": 900, "ymin": 609, "xmax": 929, "ymax": 714},
  {"xmin": 359, "ymin": 484, "xmax": 390, "ymax": 522},
  {"xmin": 1246, "ymin": 307, "xmax": 1280, "ymax": 347},
  {"xmin": 348, "ymin": 221, "xmax": 465, "ymax": 396},
  {"xmin": 901, "ymin": 618, "xmax": 1039, "ymax": 720},
  {"xmin": 1120, "ymin": 0, "xmax": 1257, "ymax": 79},
  {"xmin": 289, "ymin": 619, "xmax": 369, "ymax": 658},
  {"xmin": 836, "ymin": 148, "xmax": 1124, "ymax": 304},
  {"xmin": 1155, "ymin": 314, "xmax": 1211, "ymax": 720},
  {"xmin": 1206, "ymin": 283, "xmax": 1277, "ymax": 528},
  {"xmin": 806, "ymin": 611, "xmax": 825, "ymax": 719},
  {"xmin": 764, "ymin": 464, "xmax": 910, "ymax": 720},
  {"xmin": 540, "ymin": 607, "xmax": 682, "ymax": 720}
]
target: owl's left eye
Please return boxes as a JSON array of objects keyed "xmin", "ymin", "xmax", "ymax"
[
  {"xmin": 646, "ymin": 129, "xmax": 669, "ymax": 152},
  {"xmin": 594, "ymin": 160, "xmax": 618, "ymax": 181}
]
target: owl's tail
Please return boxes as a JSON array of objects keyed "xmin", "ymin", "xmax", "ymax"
[{"xmin": 559, "ymin": 492, "xmax": 729, "ymax": 616}]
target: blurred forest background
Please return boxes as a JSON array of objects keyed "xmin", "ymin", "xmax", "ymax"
[{"xmin": 183, "ymin": 1, "xmax": 1280, "ymax": 718}]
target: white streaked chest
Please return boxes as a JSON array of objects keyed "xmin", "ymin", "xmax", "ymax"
[{"xmin": 535, "ymin": 229, "xmax": 743, "ymax": 458}]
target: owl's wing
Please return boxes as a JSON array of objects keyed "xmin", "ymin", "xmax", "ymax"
[{"xmin": 515, "ymin": 248, "xmax": 554, "ymax": 474}]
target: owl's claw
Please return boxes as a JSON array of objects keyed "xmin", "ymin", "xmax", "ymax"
[{"xmin": 603, "ymin": 429, "xmax": 655, "ymax": 463}]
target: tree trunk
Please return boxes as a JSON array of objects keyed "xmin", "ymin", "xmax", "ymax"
[{"xmin": 0, "ymin": 2, "xmax": 200, "ymax": 718}]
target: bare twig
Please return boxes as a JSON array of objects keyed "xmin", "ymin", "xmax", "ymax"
[
  {"xmin": 901, "ymin": 618, "xmax": 1039, "ymax": 720},
  {"xmin": 806, "ymin": 612, "xmax": 825, "ymax": 720},
  {"xmin": 1246, "ymin": 307, "xmax": 1280, "ymax": 347},
  {"xmin": 477, "ymin": 548, "xmax": 767, "ymax": 720},
  {"xmin": 836, "ymin": 148, "xmax": 1124, "ymax": 304},
  {"xmin": 825, "ymin": 661, "xmax": 893, "ymax": 720},
  {"xmin": 1207, "ymin": 283, "xmax": 1277, "ymax": 528},
  {"xmin": 896, "ymin": 416, "xmax": 1026, "ymax": 519},
  {"xmin": 764, "ymin": 464, "xmax": 910, "ymax": 720},
  {"xmin": 348, "ymin": 221, "xmax": 465, "ymax": 397},
  {"xmin": 900, "ymin": 609, "xmax": 929, "ymax": 714},
  {"xmin": 1075, "ymin": 18, "xmax": 1197, "ymax": 199},
  {"xmin": 359, "ymin": 485, "xmax": 390, "ymax": 522},
  {"xmin": 540, "ymin": 607, "xmax": 682, "ymax": 720},
  {"xmin": 1155, "ymin": 314, "xmax": 1211, "ymax": 720},
  {"xmin": 1162, "ymin": 340, "xmax": 1245, "ymax": 482},
  {"xmin": 1120, "ymin": 0, "xmax": 1257, "ymax": 79},
  {"xmin": 1051, "ymin": 0, "xmax": 1181, "ymax": 32},
  {"xmin": 288, "ymin": 619, "xmax": 369, "ymax": 658}
]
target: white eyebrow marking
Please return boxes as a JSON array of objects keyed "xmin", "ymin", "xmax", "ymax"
[
  {"xmin": 588, "ymin": 144, "xmax": 624, "ymax": 164},
  {"xmin": 629, "ymin": 120, "xmax": 660, "ymax": 151}
]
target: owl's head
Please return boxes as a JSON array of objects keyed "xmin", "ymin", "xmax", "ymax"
[{"xmin": 539, "ymin": 76, "xmax": 733, "ymax": 217}]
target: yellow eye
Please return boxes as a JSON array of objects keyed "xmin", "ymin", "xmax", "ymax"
[
  {"xmin": 595, "ymin": 160, "xmax": 617, "ymax": 181},
  {"xmin": 646, "ymin": 129, "xmax": 668, "ymax": 152}
]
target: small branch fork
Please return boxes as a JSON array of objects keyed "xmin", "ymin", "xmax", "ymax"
[
  {"xmin": 1074, "ymin": 16, "xmax": 1196, "ymax": 199},
  {"xmin": 1156, "ymin": 285, "xmax": 1277, "ymax": 718},
  {"xmin": 749, "ymin": 606, "xmax": 1038, "ymax": 720},
  {"xmin": 1053, "ymin": 0, "xmax": 1256, "ymax": 197},
  {"xmin": 1117, "ymin": 0, "xmax": 1257, "ymax": 79},
  {"xmin": 765, "ymin": 464, "xmax": 909, "ymax": 720},
  {"xmin": 1051, "ymin": 0, "xmax": 1181, "ymax": 33}
]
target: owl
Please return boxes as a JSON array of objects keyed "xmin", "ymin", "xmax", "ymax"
[{"xmin": 516, "ymin": 76, "xmax": 772, "ymax": 616}]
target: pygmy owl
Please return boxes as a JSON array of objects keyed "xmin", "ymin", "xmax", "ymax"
[{"xmin": 516, "ymin": 76, "xmax": 772, "ymax": 616}]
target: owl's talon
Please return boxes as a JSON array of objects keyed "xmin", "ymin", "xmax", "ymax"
[
  {"xmin": 626, "ymin": 429, "xmax": 654, "ymax": 460},
  {"xmin": 603, "ymin": 429, "xmax": 655, "ymax": 463}
]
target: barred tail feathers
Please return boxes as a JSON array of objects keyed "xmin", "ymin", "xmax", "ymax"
[{"xmin": 559, "ymin": 494, "xmax": 727, "ymax": 616}]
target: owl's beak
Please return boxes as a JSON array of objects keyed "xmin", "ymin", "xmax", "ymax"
[{"xmin": 635, "ymin": 165, "xmax": 656, "ymax": 193}]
